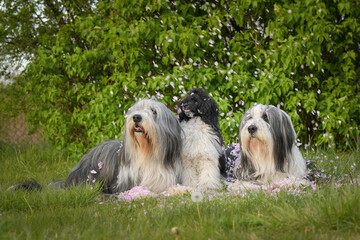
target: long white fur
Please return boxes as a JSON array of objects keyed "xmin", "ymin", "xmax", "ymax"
[
  {"xmin": 239, "ymin": 104, "xmax": 306, "ymax": 183},
  {"xmin": 181, "ymin": 117, "xmax": 222, "ymax": 190},
  {"xmin": 116, "ymin": 99, "xmax": 182, "ymax": 193}
]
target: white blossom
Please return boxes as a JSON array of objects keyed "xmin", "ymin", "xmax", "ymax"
[{"xmin": 191, "ymin": 191, "xmax": 203, "ymax": 202}]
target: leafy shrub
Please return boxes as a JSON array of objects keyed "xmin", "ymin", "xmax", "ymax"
[{"xmin": 7, "ymin": 0, "xmax": 359, "ymax": 158}]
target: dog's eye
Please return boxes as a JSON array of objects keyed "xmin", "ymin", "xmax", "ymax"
[
  {"xmin": 262, "ymin": 113, "xmax": 269, "ymax": 122},
  {"xmin": 151, "ymin": 108, "xmax": 157, "ymax": 115}
]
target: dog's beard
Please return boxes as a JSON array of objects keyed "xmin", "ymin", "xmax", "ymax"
[
  {"xmin": 134, "ymin": 129, "xmax": 150, "ymax": 150},
  {"xmin": 134, "ymin": 124, "xmax": 145, "ymax": 133},
  {"xmin": 127, "ymin": 119, "xmax": 153, "ymax": 159},
  {"xmin": 243, "ymin": 133, "xmax": 272, "ymax": 163},
  {"xmin": 245, "ymin": 137, "xmax": 268, "ymax": 157},
  {"xmin": 183, "ymin": 109, "xmax": 195, "ymax": 118}
]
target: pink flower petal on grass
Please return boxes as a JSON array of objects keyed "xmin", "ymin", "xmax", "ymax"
[
  {"xmin": 90, "ymin": 170, "xmax": 97, "ymax": 174},
  {"xmin": 118, "ymin": 186, "xmax": 156, "ymax": 202}
]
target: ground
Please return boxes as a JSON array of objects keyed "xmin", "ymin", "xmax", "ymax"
[{"xmin": 0, "ymin": 143, "xmax": 359, "ymax": 239}]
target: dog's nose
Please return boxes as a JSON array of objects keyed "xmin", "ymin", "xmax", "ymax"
[
  {"xmin": 248, "ymin": 125, "xmax": 257, "ymax": 135},
  {"xmin": 133, "ymin": 114, "xmax": 142, "ymax": 123}
]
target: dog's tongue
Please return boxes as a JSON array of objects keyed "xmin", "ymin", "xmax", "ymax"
[
  {"xmin": 184, "ymin": 109, "xmax": 191, "ymax": 113},
  {"xmin": 135, "ymin": 126, "xmax": 145, "ymax": 132}
]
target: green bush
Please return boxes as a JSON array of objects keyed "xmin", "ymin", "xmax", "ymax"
[{"xmin": 4, "ymin": 0, "xmax": 359, "ymax": 158}]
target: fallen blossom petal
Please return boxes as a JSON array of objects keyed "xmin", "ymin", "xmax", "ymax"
[{"xmin": 98, "ymin": 162, "xmax": 103, "ymax": 170}]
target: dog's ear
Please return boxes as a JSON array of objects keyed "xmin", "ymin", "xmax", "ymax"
[
  {"xmin": 280, "ymin": 109, "xmax": 296, "ymax": 148},
  {"xmin": 198, "ymin": 96, "xmax": 218, "ymax": 115},
  {"xmin": 270, "ymin": 107, "xmax": 296, "ymax": 172},
  {"xmin": 197, "ymin": 95, "xmax": 220, "ymax": 127},
  {"xmin": 157, "ymin": 105, "xmax": 183, "ymax": 168}
]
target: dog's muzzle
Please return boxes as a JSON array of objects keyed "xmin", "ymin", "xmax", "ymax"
[
  {"xmin": 248, "ymin": 124, "xmax": 258, "ymax": 135},
  {"xmin": 133, "ymin": 114, "xmax": 145, "ymax": 133},
  {"xmin": 181, "ymin": 103, "xmax": 191, "ymax": 113}
]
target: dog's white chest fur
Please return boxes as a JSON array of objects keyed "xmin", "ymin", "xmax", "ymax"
[{"xmin": 180, "ymin": 117, "xmax": 222, "ymax": 189}]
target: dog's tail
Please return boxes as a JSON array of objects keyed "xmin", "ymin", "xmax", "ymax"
[
  {"xmin": 65, "ymin": 140, "xmax": 121, "ymax": 193},
  {"xmin": 8, "ymin": 140, "xmax": 122, "ymax": 193},
  {"xmin": 7, "ymin": 179, "xmax": 65, "ymax": 192}
]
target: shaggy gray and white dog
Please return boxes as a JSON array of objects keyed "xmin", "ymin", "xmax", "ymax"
[
  {"xmin": 235, "ymin": 104, "xmax": 306, "ymax": 183},
  {"xmin": 65, "ymin": 99, "xmax": 183, "ymax": 193},
  {"xmin": 177, "ymin": 88, "xmax": 226, "ymax": 190}
]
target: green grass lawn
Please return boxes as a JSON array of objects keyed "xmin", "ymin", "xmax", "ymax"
[{"xmin": 1, "ymin": 142, "xmax": 359, "ymax": 239}]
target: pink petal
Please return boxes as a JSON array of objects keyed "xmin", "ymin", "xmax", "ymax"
[{"xmin": 98, "ymin": 162, "xmax": 103, "ymax": 170}]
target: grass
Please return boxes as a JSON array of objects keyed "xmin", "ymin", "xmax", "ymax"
[{"xmin": 1, "ymin": 142, "xmax": 360, "ymax": 239}]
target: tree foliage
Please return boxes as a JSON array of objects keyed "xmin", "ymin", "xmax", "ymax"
[{"xmin": 1, "ymin": 0, "xmax": 359, "ymax": 157}]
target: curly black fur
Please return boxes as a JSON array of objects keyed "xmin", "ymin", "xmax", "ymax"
[{"xmin": 178, "ymin": 88, "xmax": 220, "ymax": 130}]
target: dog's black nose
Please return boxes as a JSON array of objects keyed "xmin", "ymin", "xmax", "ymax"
[
  {"xmin": 133, "ymin": 114, "xmax": 142, "ymax": 123},
  {"xmin": 248, "ymin": 125, "xmax": 257, "ymax": 135}
]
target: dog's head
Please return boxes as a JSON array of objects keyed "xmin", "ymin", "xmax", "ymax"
[
  {"xmin": 177, "ymin": 88, "xmax": 220, "ymax": 128},
  {"xmin": 239, "ymin": 104, "xmax": 296, "ymax": 173},
  {"xmin": 125, "ymin": 99, "xmax": 182, "ymax": 166},
  {"xmin": 126, "ymin": 99, "xmax": 158, "ymax": 140}
]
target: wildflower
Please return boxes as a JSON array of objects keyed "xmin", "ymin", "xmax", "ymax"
[
  {"xmin": 191, "ymin": 191, "xmax": 203, "ymax": 226},
  {"xmin": 171, "ymin": 227, "xmax": 179, "ymax": 234},
  {"xmin": 90, "ymin": 170, "xmax": 97, "ymax": 174},
  {"xmin": 191, "ymin": 191, "xmax": 203, "ymax": 202},
  {"xmin": 273, "ymin": 188, "xmax": 281, "ymax": 193}
]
